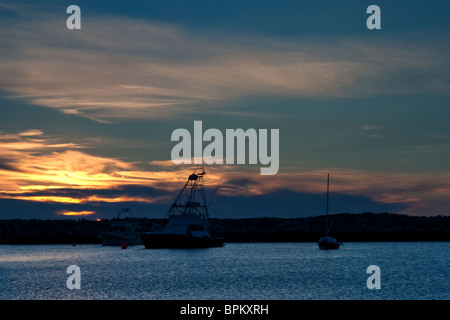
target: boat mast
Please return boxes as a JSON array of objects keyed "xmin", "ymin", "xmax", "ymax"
[{"xmin": 166, "ymin": 167, "xmax": 209, "ymax": 220}]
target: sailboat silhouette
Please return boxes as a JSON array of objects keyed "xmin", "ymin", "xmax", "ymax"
[{"xmin": 318, "ymin": 174, "xmax": 341, "ymax": 249}]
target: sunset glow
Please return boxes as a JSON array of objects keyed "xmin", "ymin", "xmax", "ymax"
[
  {"xmin": 0, "ymin": 127, "xmax": 449, "ymax": 216},
  {"xmin": 56, "ymin": 210, "xmax": 96, "ymax": 216},
  {"xmin": 0, "ymin": 1, "xmax": 449, "ymax": 219}
]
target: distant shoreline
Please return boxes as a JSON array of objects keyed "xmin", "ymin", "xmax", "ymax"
[{"xmin": 1, "ymin": 212, "xmax": 450, "ymax": 244}]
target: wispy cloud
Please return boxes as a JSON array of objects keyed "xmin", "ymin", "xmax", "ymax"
[
  {"xmin": 360, "ymin": 124, "xmax": 381, "ymax": 131},
  {"xmin": 209, "ymin": 166, "xmax": 450, "ymax": 216},
  {"xmin": 1, "ymin": 11, "xmax": 449, "ymax": 122},
  {"xmin": 18, "ymin": 129, "xmax": 44, "ymax": 137}
]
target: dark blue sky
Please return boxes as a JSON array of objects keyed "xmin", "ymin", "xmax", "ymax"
[{"xmin": 0, "ymin": 1, "xmax": 449, "ymax": 219}]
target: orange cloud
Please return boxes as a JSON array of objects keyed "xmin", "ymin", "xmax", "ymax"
[
  {"xmin": 57, "ymin": 210, "xmax": 96, "ymax": 216},
  {"xmin": 0, "ymin": 129, "xmax": 449, "ymax": 215},
  {"xmin": 18, "ymin": 129, "xmax": 44, "ymax": 137},
  {"xmin": 0, "ymin": 130, "xmax": 221, "ymax": 205}
]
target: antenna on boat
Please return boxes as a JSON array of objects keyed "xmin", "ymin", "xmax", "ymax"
[
  {"xmin": 324, "ymin": 173, "xmax": 336, "ymax": 235},
  {"xmin": 326, "ymin": 174, "xmax": 329, "ymax": 214},
  {"xmin": 318, "ymin": 173, "xmax": 341, "ymax": 249},
  {"xmin": 325, "ymin": 173, "xmax": 329, "ymax": 235}
]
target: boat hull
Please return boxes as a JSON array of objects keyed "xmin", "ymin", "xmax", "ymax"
[
  {"xmin": 318, "ymin": 242, "xmax": 340, "ymax": 249},
  {"xmin": 139, "ymin": 233, "xmax": 224, "ymax": 249}
]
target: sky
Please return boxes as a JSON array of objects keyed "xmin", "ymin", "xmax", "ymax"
[{"xmin": 0, "ymin": 0, "xmax": 450, "ymax": 219}]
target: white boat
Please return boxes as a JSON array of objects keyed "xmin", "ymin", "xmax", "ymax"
[
  {"xmin": 318, "ymin": 174, "xmax": 341, "ymax": 250},
  {"xmin": 98, "ymin": 208, "xmax": 143, "ymax": 246},
  {"xmin": 139, "ymin": 167, "xmax": 224, "ymax": 249}
]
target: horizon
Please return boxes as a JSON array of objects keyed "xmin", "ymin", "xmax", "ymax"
[
  {"xmin": 2, "ymin": 210, "xmax": 447, "ymax": 222},
  {"xmin": 2, "ymin": 212, "xmax": 448, "ymax": 221},
  {"xmin": 1, "ymin": 1, "xmax": 450, "ymax": 220}
]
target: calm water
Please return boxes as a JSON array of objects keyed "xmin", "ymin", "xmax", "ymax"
[{"xmin": 0, "ymin": 242, "xmax": 449, "ymax": 300}]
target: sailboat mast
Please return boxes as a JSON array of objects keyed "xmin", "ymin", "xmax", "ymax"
[
  {"xmin": 326, "ymin": 173, "xmax": 329, "ymax": 216},
  {"xmin": 325, "ymin": 173, "xmax": 329, "ymax": 235}
]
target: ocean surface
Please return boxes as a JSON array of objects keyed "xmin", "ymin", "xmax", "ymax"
[{"xmin": 1, "ymin": 242, "xmax": 449, "ymax": 300}]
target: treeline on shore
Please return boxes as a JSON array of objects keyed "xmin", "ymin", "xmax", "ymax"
[{"xmin": 1, "ymin": 212, "xmax": 450, "ymax": 244}]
